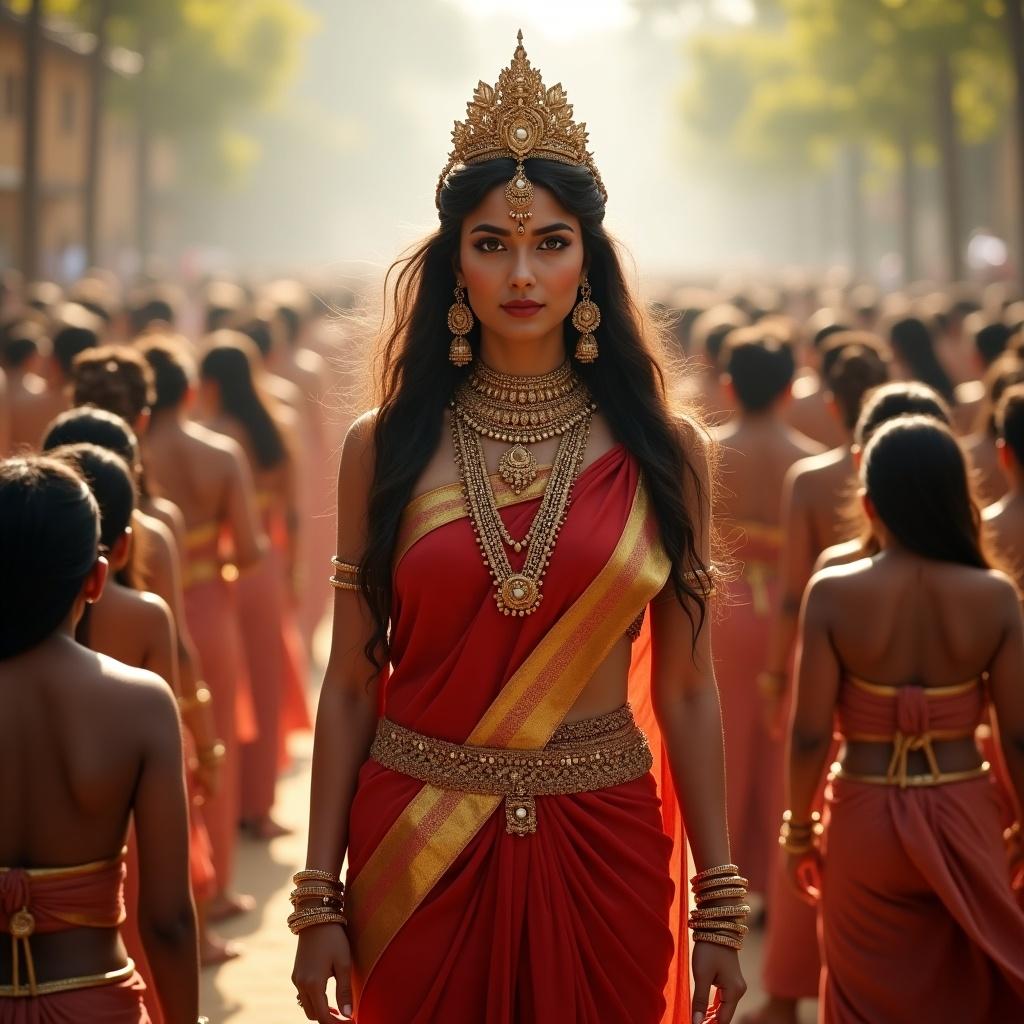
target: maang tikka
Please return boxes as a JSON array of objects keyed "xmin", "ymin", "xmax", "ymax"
[
  {"xmin": 448, "ymin": 284, "xmax": 474, "ymax": 367},
  {"xmin": 572, "ymin": 277, "xmax": 600, "ymax": 363},
  {"xmin": 436, "ymin": 31, "xmax": 608, "ymax": 231}
]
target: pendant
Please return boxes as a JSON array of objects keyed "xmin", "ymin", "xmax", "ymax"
[
  {"xmin": 497, "ymin": 573, "xmax": 541, "ymax": 616},
  {"xmin": 497, "ymin": 444, "xmax": 537, "ymax": 495}
]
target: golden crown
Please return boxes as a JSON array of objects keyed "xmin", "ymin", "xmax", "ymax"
[{"xmin": 435, "ymin": 31, "xmax": 607, "ymax": 227}]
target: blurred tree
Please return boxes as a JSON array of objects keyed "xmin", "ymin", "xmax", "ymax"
[
  {"xmin": 24, "ymin": 0, "xmax": 312, "ymax": 268},
  {"xmin": 18, "ymin": 0, "xmax": 42, "ymax": 280},
  {"xmin": 1007, "ymin": 0, "xmax": 1024, "ymax": 289},
  {"xmin": 681, "ymin": 0, "xmax": 1010, "ymax": 281}
]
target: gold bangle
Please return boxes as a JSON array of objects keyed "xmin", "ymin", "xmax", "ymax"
[
  {"xmin": 694, "ymin": 887, "xmax": 749, "ymax": 904},
  {"xmin": 178, "ymin": 686, "xmax": 213, "ymax": 714},
  {"xmin": 293, "ymin": 869, "xmax": 341, "ymax": 886},
  {"xmin": 196, "ymin": 741, "xmax": 226, "ymax": 766},
  {"xmin": 289, "ymin": 885, "xmax": 342, "ymax": 901},
  {"xmin": 692, "ymin": 930, "xmax": 743, "ymax": 950},
  {"xmin": 757, "ymin": 670, "xmax": 787, "ymax": 698},
  {"xmin": 692, "ymin": 874, "xmax": 749, "ymax": 893},
  {"xmin": 690, "ymin": 919, "xmax": 749, "ymax": 936},
  {"xmin": 690, "ymin": 863, "xmax": 740, "ymax": 887},
  {"xmin": 331, "ymin": 556, "xmax": 360, "ymax": 572},
  {"xmin": 688, "ymin": 904, "xmax": 751, "ymax": 921},
  {"xmin": 287, "ymin": 911, "xmax": 348, "ymax": 935}
]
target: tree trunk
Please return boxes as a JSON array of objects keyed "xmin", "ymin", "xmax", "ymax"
[
  {"xmin": 135, "ymin": 21, "xmax": 153, "ymax": 273},
  {"xmin": 899, "ymin": 122, "xmax": 917, "ymax": 285},
  {"xmin": 84, "ymin": 0, "xmax": 112, "ymax": 268},
  {"xmin": 20, "ymin": 0, "xmax": 43, "ymax": 281},
  {"xmin": 844, "ymin": 143, "xmax": 866, "ymax": 278},
  {"xmin": 1007, "ymin": 0, "xmax": 1024, "ymax": 292},
  {"xmin": 936, "ymin": 52, "xmax": 964, "ymax": 282}
]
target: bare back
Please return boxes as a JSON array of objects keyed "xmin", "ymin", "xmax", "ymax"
[
  {"xmin": 143, "ymin": 420, "xmax": 238, "ymax": 529},
  {"xmin": 822, "ymin": 555, "xmax": 1011, "ymax": 685},
  {"xmin": 713, "ymin": 416, "xmax": 823, "ymax": 527}
]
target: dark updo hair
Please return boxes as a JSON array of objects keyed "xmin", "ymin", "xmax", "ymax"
[
  {"xmin": 822, "ymin": 334, "xmax": 891, "ymax": 431},
  {"xmin": 981, "ymin": 351, "xmax": 1024, "ymax": 438},
  {"xmin": 997, "ymin": 383, "xmax": 1024, "ymax": 466},
  {"xmin": 41, "ymin": 406, "xmax": 141, "ymax": 478},
  {"xmin": 974, "ymin": 322, "xmax": 1012, "ymax": 367},
  {"xmin": 51, "ymin": 322, "xmax": 100, "ymax": 377},
  {"xmin": 722, "ymin": 327, "xmax": 795, "ymax": 412},
  {"xmin": 854, "ymin": 381, "xmax": 952, "ymax": 448},
  {"xmin": 1, "ymin": 319, "xmax": 44, "ymax": 370},
  {"xmin": 862, "ymin": 416, "xmax": 988, "ymax": 570},
  {"xmin": 137, "ymin": 335, "xmax": 195, "ymax": 412},
  {"xmin": 362, "ymin": 157, "xmax": 713, "ymax": 671},
  {"xmin": 240, "ymin": 317, "xmax": 274, "ymax": 360},
  {"xmin": 200, "ymin": 332, "xmax": 288, "ymax": 470},
  {"xmin": 71, "ymin": 345, "xmax": 155, "ymax": 424},
  {"xmin": 50, "ymin": 444, "xmax": 136, "ymax": 550},
  {"xmin": 0, "ymin": 455, "xmax": 100, "ymax": 658},
  {"xmin": 887, "ymin": 316, "xmax": 956, "ymax": 403}
]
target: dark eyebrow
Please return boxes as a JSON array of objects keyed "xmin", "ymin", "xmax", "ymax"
[{"xmin": 469, "ymin": 222, "xmax": 575, "ymax": 237}]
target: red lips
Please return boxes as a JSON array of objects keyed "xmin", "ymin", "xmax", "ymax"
[{"xmin": 501, "ymin": 300, "xmax": 545, "ymax": 317}]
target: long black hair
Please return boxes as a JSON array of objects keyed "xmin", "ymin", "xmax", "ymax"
[
  {"xmin": 360, "ymin": 157, "xmax": 713, "ymax": 670},
  {"xmin": 888, "ymin": 317, "xmax": 956, "ymax": 404},
  {"xmin": 200, "ymin": 332, "xmax": 288, "ymax": 471},
  {"xmin": 862, "ymin": 416, "xmax": 990, "ymax": 569},
  {"xmin": 0, "ymin": 455, "xmax": 100, "ymax": 659}
]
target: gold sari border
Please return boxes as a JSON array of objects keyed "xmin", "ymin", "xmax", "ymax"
[
  {"xmin": 349, "ymin": 475, "xmax": 671, "ymax": 1000},
  {"xmin": 394, "ymin": 467, "xmax": 552, "ymax": 566}
]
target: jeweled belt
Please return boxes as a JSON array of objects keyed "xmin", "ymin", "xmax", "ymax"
[
  {"xmin": 0, "ymin": 958, "xmax": 135, "ymax": 998},
  {"xmin": 369, "ymin": 705, "xmax": 652, "ymax": 836}
]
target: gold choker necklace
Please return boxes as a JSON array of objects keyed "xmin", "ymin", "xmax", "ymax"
[
  {"xmin": 451, "ymin": 407, "xmax": 591, "ymax": 616},
  {"xmin": 453, "ymin": 361, "xmax": 595, "ymax": 495}
]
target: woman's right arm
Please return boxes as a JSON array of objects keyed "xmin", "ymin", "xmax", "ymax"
[
  {"xmin": 132, "ymin": 674, "xmax": 199, "ymax": 1024},
  {"xmin": 987, "ymin": 576, "xmax": 1024, "ymax": 822},
  {"xmin": 293, "ymin": 412, "xmax": 381, "ymax": 1024}
]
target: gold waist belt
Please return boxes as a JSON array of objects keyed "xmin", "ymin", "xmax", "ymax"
[
  {"xmin": 0, "ymin": 958, "xmax": 135, "ymax": 999},
  {"xmin": 831, "ymin": 762, "xmax": 990, "ymax": 788},
  {"xmin": 370, "ymin": 705, "xmax": 652, "ymax": 836}
]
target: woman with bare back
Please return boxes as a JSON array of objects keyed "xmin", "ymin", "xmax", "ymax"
[{"xmin": 785, "ymin": 416, "xmax": 1024, "ymax": 1021}]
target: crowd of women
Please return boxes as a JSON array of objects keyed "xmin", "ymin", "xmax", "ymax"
[
  {"xmin": 1, "ymin": 265, "xmax": 1022, "ymax": 1023},
  {"xmin": 0, "ymin": 273, "xmax": 343, "ymax": 1022}
]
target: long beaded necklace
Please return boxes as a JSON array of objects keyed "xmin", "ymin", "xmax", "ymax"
[
  {"xmin": 453, "ymin": 361, "xmax": 595, "ymax": 495},
  {"xmin": 451, "ymin": 383, "xmax": 592, "ymax": 617}
]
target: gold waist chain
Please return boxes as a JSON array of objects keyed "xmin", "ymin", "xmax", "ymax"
[{"xmin": 370, "ymin": 705, "xmax": 652, "ymax": 836}]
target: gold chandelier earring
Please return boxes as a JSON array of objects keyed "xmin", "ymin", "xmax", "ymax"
[
  {"xmin": 571, "ymin": 277, "xmax": 601, "ymax": 364},
  {"xmin": 448, "ymin": 284, "xmax": 474, "ymax": 367}
]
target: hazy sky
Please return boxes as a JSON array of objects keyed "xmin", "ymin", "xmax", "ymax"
[{"xmin": 198, "ymin": 0, "xmax": 781, "ymax": 286}]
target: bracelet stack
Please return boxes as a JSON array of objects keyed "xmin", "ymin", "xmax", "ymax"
[
  {"xmin": 330, "ymin": 556, "xmax": 360, "ymax": 591},
  {"xmin": 287, "ymin": 869, "xmax": 347, "ymax": 935},
  {"xmin": 778, "ymin": 809, "xmax": 824, "ymax": 854},
  {"xmin": 688, "ymin": 863, "xmax": 750, "ymax": 951}
]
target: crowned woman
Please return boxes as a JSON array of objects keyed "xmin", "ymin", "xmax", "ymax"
[{"xmin": 290, "ymin": 35, "xmax": 747, "ymax": 1024}]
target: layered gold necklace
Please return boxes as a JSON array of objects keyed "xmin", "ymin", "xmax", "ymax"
[
  {"xmin": 451, "ymin": 361, "xmax": 594, "ymax": 616},
  {"xmin": 454, "ymin": 361, "xmax": 595, "ymax": 495}
]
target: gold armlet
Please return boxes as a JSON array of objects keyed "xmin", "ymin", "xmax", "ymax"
[
  {"xmin": 329, "ymin": 576, "xmax": 360, "ymax": 590},
  {"xmin": 779, "ymin": 809, "xmax": 823, "ymax": 853},
  {"xmin": 178, "ymin": 686, "xmax": 213, "ymax": 714}
]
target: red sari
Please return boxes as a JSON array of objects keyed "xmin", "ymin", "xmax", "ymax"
[{"xmin": 345, "ymin": 445, "xmax": 689, "ymax": 1024}]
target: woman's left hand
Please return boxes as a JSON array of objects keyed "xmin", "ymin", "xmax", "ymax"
[{"xmin": 690, "ymin": 942, "xmax": 746, "ymax": 1024}]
